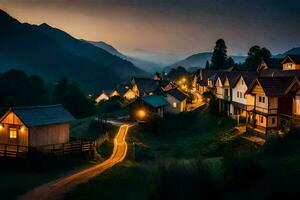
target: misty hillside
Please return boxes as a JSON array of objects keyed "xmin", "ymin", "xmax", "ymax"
[
  {"xmin": 89, "ymin": 41, "xmax": 164, "ymax": 73},
  {"xmin": 0, "ymin": 9, "xmax": 148, "ymax": 92},
  {"xmin": 164, "ymin": 52, "xmax": 246, "ymax": 72}
]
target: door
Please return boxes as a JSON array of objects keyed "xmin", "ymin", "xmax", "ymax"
[{"xmin": 8, "ymin": 127, "xmax": 18, "ymax": 145}]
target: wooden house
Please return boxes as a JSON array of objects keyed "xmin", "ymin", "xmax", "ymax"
[
  {"xmin": 194, "ymin": 69, "xmax": 218, "ymax": 95},
  {"xmin": 0, "ymin": 104, "xmax": 74, "ymax": 147},
  {"xmin": 214, "ymin": 72, "xmax": 240, "ymax": 116},
  {"xmin": 165, "ymin": 88, "xmax": 187, "ymax": 114},
  {"xmin": 95, "ymin": 90, "xmax": 120, "ymax": 103},
  {"xmin": 257, "ymin": 58, "xmax": 284, "ymax": 72},
  {"xmin": 130, "ymin": 95, "xmax": 169, "ymax": 120},
  {"xmin": 245, "ymin": 77, "xmax": 299, "ymax": 136},
  {"xmin": 230, "ymin": 73, "xmax": 257, "ymax": 120},
  {"xmin": 131, "ymin": 77, "xmax": 159, "ymax": 96},
  {"xmin": 282, "ymin": 55, "xmax": 300, "ymax": 71}
]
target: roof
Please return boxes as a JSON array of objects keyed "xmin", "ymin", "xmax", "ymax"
[
  {"xmin": 167, "ymin": 88, "xmax": 187, "ymax": 101},
  {"xmin": 247, "ymin": 76, "xmax": 297, "ymax": 97},
  {"xmin": 133, "ymin": 77, "xmax": 158, "ymax": 93},
  {"xmin": 140, "ymin": 95, "xmax": 169, "ymax": 108},
  {"xmin": 232, "ymin": 72, "xmax": 257, "ymax": 88},
  {"xmin": 223, "ymin": 72, "xmax": 241, "ymax": 86},
  {"xmin": 197, "ymin": 69, "xmax": 218, "ymax": 86},
  {"xmin": 263, "ymin": 58, "xmax": 284, "ymax": 69},
  {"xmin": 2, "ymin": 104, "xmax": 75, "ymax": 127},
  {"xmin": 283, "ymin": 55, "xmax": 300, "ymax": 64}
]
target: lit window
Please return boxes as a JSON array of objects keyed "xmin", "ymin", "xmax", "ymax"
[
  {"xmin": 287, "ymin": 63, "xmax": 293, "ymax": 68},
  {"xmin": 173, "ymin": 102, "xmax": 177, "ymax": 108},
  {"xmin": 9, "ymin": 128, "xmax": 17, "ymax": 139},
  {"xmin": 260, "ymin": 116, "xmax": 264, "ymax": 123}
]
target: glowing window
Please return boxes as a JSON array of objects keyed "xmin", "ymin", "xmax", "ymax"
[
  {"xmin": 173, "ymin": 102, "xmax": 177, "ymax": 108},
  {"xmin": 9, "ymin": 128, "xmax": 17, "ymax": 139}
]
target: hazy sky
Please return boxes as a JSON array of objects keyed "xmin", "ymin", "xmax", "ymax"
[{"xmin": 1, "ymin": 0, "xmax": 300, "ymax": 55}]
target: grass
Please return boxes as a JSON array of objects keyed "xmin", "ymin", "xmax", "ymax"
[
  {"xmin": 65, "ymin": 161, "xmax": 154, "ymax": 200},
  {"xmin": 129, "ymin": 106, "xmax": 236, "ymax": 159}
]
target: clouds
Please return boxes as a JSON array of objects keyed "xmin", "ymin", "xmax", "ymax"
[{"xmin": 1, "ymin": 0, "xmax": 300, "ymax": 54}]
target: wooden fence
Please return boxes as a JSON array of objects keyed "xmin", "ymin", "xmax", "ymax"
[{"xmin": 0, "ymin": 140, "xmax": 94, "ymax": 159}]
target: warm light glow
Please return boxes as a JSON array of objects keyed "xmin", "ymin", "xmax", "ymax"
[
  {"xmin": 181, "ymin": 78, "xmax": 186, "ymax": 83},
  {"xmin": 9, "ymin": 128, "xmax": 17, "ymax": 139},
  {"xmin": 0, "ymin": 124, "xmax": 3, "ymax": 130},
  {"xmin": 20, "ymin": 126, "xmax": 25, "ymax": 132},
  {"xmin": 137, "ymin": 109, "xmax": 146, "ymax": 119}
]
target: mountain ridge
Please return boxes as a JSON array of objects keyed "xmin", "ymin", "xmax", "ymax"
[{"xmin": 0, "ymin": 9, "xmax": 148, "ymax": 92}]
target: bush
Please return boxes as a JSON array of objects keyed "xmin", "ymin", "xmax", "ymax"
[{"xmin": 209, "ymin": 94, "xmax": 219, "ymax": 114}]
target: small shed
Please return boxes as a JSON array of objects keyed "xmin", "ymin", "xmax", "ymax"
[
  {"xmin": 0, "ymin": 104, "xmax": 75, "ymax": 147},
  {"xmin": 165, "ymin": 88, "xmax": 187, "ymax": 113},
  {"xmin": 130, "ymin": 95, "xmax": 169, "ymax": 120}
]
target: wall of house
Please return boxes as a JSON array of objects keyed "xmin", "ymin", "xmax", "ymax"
[
  {"xmin": 165, "ymin": 94, "xmax": 184, "ymax": 114},
  {"xmin": 215, "ymin": 78, "xmax": 223, "ymax": 99},
  {"xmin": 283, "ymin": 63, "xmax": 300, "ymax": 71},
  {"xmin": 294, "ymin": 92, "xmax": 300, "ymax": 115},
  {"xmin": 232, "ymin": 77, "xmax": 248, "ymax": 105},
  {"xmin": 110, "ymin": 91, "xmax": 120, "ymax": 97},
  {"xmin": 123, "ymin": 89, "xmax": 136, "ymax": 100},
  {"xmin": 0, "ymin": 112, "xmax": 28, "ymax": 146},
  {"xmin": 29, "ymin": 123, "xmax": 69, "ymax": 147}
]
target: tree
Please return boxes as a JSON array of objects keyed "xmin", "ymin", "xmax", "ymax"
[
  {"xmin": 54, "ymin": 78, "xmax": 95, "ymax": 118},
  {"xmin": 226, "ymin": 57, "xmax": 235, "ymax": 68},
  {"xmin": 211, "ymin": 39, "xmax": 228, "ymax": 69},
  {"xmin": 205, "ymin": 60, "xmax": 210, "ymax": 69},
  {"xmin": 244, "ymin": 46, "xmax": 271, "ymax": 71}
]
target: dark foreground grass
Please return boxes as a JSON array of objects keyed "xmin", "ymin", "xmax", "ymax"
[
  {"xmin": 65, "ymin": 161, "xmax": 154, "ymax": 200},
  {"xmin": 130, "ymin": 107, "xmax": 236, "ymax": 159}
]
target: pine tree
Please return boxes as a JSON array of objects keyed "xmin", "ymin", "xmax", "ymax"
[
  {"xmin": 205, "ymin": 60, "xmax": 210, "ymax": 69},
  {"xmin": 211, "ymin": 39, "xmax": 228, "ymax": 69}
]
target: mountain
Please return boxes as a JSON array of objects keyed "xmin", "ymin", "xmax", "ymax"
[
  {"xmin": 88, "ymin": 41, "xmax": 163, "ymax": 73},
  {"xmin": 284, "ymin": 47, "xmax": 300, "ymax": 55},
  {"xmin": 0, "ymin": 10, "xmax": 148, "ymax": 92},
  {"xmin": 164, "ymin": 52, "xmax": 246, "ymax": 72},
  {"xmin": 125, "ymin": 49, "xmax": 187, "ymax": 66}
]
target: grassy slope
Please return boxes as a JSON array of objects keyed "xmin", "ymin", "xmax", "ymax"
[{"xmin": 65, "ymin": 107, "xmax": 237, "ymax": 200}]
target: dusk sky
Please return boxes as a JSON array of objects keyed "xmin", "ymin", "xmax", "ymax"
[{"xmin": 1, "ymin": 0, "xmax": 300, "ymax": 55}]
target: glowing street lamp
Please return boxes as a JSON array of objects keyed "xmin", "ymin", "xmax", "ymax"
[{"xmin": 137, "ymin": 109, "xmax": 146, "ymax": 120}]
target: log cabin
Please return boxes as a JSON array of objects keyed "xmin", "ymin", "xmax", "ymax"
[
  {"xmin": 245, "ymin": 76, "xmax": 299, "ymax": 137},
  {"xmin": 0, "ymin": 104, "xmax": 75, "ymax": 147}
]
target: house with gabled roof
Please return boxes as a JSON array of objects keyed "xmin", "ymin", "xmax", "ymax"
[
  {"xmin": 130, "ymin": 95, "xmax": 169, "ymax": 120},
  {"xmin": 0, "ymin": 104, "xmax": 74, "ymax": 147},
  {"xmin": 165, "ymin": 88, "xmax": 187, "ymax": 113},
  {"xmin": 257, "ymin": 58, "xmax": 284, "ymax": 72},
  {"xmin": 282, "ymin": 55, "xmax": 300, "ymax": 71},
  {"xmin": 230, "ymin": 73, "xmax": 257, "ymax": 120},
  {"xmin": 245, "ymin": 76, "xmax": 299, "ymax": 136},
  {"xmin": 131, "ymin": 77, "xmax": 160, "ymax": 96},
  {"xmin": 95, "ymin": 89, "xmax": 120, "ymax": 103}
]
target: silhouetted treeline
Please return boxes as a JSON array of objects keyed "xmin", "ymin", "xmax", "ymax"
[{"xmin": 0, "ymin": 69, "xmax": 95, "ymax": 118}]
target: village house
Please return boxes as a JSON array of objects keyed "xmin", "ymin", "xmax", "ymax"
[
  {"xmin": 214, "ymin": 72, "xmax": 240, "ymax": 116},
  {"xmin": 165, "ymin": 88, "xmax": 187, "ymax": 114},
  {"xmin": 116, "ymin": 86, "xmax": 137, "ymax": 100},
  {"xmin": 131, "ymin": 77, "xmax": 160, "ymax": 96},
  {"xmin": 230, "ymin": 73, "xmax": 257, "ymax": 120},
  {"xmin": 193, "ymin": 69, "xmax": 217, "ymax": 95},
  {"xmin": 257, "ymin": 58, "xmax": 284, "ymax": 72},
  {"xmin": 130, "ymin": 95, "xmax": 169, "ymax": 121},
  {"xmin": 282, "ymin": 55, "xmax": 300, "ymax": 71},
  {"xmin": 0, "ymin": 104, "xmax": 74, "ymax": 147},
  {"xmin": 245, "ymin": 76, "xmax": 299, "ymax": 136},
  {"xmin": 95, "ymin": 89, "xmax": 120, "ymax": 103}
]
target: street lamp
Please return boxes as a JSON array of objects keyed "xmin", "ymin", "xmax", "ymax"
[{"xmin": 137, "ymin": 109, "xmax": 146, "ymax": 121}]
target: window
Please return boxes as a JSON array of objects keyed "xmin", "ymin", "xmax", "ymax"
[
  {"xmin": 241, "ymin": 80, "xmax": 244, "ymax": 85},
  {"xmin": 172, "ymin": 102, "xmax": 177, "ymax": 108},
  {"xmin": 287, "ymin": 63, "xmax": 293, "ymax": 68},
  {"xmin": 260, "ymin": 116, "xmax": 264, "ymax": 123},
  {"xmin": 271, "ymin": 117, "xmax": 276, "ymax": 124},
  {"xmin": 237, "ymin": 91, "xmax": 239, "ymax": 98},
  {"xmin": 240, "ymin": 92, "xmax": 243, "ymax": 98},
  {"xmin": 9, "ymin": 128, "xmax": 17, "ymax": 139},
  {"xmin": 259, "ymin": 96, "xmax": 265, "ymax": 103}
]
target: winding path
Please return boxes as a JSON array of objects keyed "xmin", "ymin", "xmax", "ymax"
[{"xmin": 18, "ymin": 124, "xmax": 130, "ymax": 200}]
